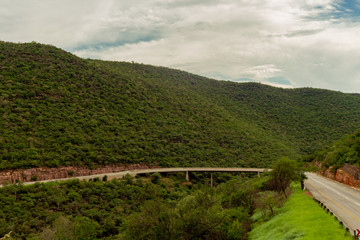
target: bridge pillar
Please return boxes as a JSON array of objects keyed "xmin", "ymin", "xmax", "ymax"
[
  {"xmin": 210, "ymin": 173, "xmax": 213, "ymax": 188},
  {"xmin": 257, "ymin": 172, "xmax": 260, "ymax": 178},
  {"xmin": 185, "ymin": 171, "xmax": 189, "ymax": 181}
]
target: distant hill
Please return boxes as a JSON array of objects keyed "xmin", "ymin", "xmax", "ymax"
[
  {"xmin": 1, "ymin": 41, "xmax": 360, "ymax": 169},
  {"xmin": 308, "ymin": 128, "xmax": 360, "ymax": 168}
]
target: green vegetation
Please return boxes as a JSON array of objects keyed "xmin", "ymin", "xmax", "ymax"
[
  {"xmin": 268, "ymin": 157, "xmax": 303, "ymax": 198},
  {"xmin": 308, "ymin": 129, "xmax": 360, "ymax": 168},
  {"xmin": 249, "ymin": 184, "xmax": 352, "ymax": 240},
  {"xmin": 0, "ymin": 157, "xmax": 308, "ymax": 239},
  {"xmin": 0, "ymin": 173, "xmax": 281, "ymax": 239},
  {"xmin": 1, "ymin": 41, "xmax": 360, "ymax": 169}
]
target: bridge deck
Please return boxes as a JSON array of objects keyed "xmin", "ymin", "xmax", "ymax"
[
  {"xmin": 0, "ymin": 168, "xmax": 271, "ymax": 187},
  {"xmin": 128, "ymin": 167, "xmax": 269, "ymax": 173}
]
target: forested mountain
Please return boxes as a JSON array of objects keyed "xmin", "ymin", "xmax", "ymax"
[
  {"xmin": 308, "ymin": 129, "xmax": 360, "ymax": 168},
  {"xmin": 1, "ymin": 41, "xmax": 360, "ymax": 169}
]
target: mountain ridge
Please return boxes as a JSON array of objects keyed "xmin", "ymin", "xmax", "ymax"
[{"xmin": 1, "ymin": 41, "xmax": 360, "ymax": 169}]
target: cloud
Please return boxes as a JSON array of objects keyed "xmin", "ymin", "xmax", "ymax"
[
  {"xmin": 0, "ymin": 0, "xmax": 108, "ymax": 48},
  {"xmin": 1, "ymin": 0, "xmax": 360, "ymax": 92},
  {"xmin": 267, "ymin": 76, "xmax": 292, "ymax": 86}
]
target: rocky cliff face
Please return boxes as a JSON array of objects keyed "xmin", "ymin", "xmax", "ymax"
[
  {"xmin": 0, "ymin": 164, "xmax": 156, "ymax": 184},
  {"xmin": 321, "ymin": 164, "xmax": 360, "ymax": 188}
]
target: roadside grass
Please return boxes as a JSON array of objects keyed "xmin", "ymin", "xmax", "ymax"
[{"xmin": 249, "ymin": 184, "xmax": 353, "ymax": 240}]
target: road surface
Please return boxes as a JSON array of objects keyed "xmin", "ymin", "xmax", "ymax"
[{"xmin": 305, "ymin": 172, "xmax": 360, "ymax": 234}]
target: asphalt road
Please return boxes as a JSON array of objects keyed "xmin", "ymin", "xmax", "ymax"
[{"xmin": 305, "ymin": 172, "xmax": 360, "ymax": 234}]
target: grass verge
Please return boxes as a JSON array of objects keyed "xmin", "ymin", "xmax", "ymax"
[{"xmin": 249, "ymin": 184, "xmax": 352, "ymax": 240}]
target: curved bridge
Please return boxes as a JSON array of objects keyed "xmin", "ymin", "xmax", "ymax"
[
  {"xmin": 0, "ymin": 167, "xmax": 271, "ymax": 187},
  {"xmin": 119, "ymin": 167, "xmax": 270, "ymax": 181},
  {"xmin": 16, "ymin": 167, "xmax": 271, "ymax": 186}
]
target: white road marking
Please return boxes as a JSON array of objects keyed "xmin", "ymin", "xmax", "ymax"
[{"xmin": 309, "ymin": 175, "xmax": 360, "ymax": 207}]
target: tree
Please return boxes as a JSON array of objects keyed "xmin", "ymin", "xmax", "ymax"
[
  {"xmin": 256, "ymin": 191, "xmax": 285, "ymax": 216},
  {"xmin": 229, "ymin": 183, "xmax": 258, "ymax": 215},
  {"xmin": 269, "ymin": 157, "xmax": 300, "ymax": 198},
  {"xmin": 150, "ymin": 172, "xmax": 162, "ymax": 184},
  {"xmin": 124, "ymin": 200, "xmax": 177, "ymax": 240},
  {"xmin": 175, "ymin": 190, "xmax": 226, "ymax": 239},
  {"xmin": 102, "ymin": 175, "xmax": 108, "ymax": 181},
  {"xmin": 38, "ymin": 216, "xmax": 74, "ymax": 240},
  {"xmin": 72, "ymin": 216, "xmax": 99, "ymax": 240}
]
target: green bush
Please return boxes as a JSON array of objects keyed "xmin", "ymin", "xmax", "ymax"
[{"xmin": 151, "ymin": 172, "xmax": 162, "ymax": 184}]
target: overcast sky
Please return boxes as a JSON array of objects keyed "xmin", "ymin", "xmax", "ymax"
[{"xmin": 1, "ymin": 0, "xmax": 360, "ymax": 93}]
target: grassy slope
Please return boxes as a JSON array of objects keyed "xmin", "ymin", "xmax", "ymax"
[
  {"xmin": 249, "ymin": 185, "xmax": 352, "ymax": 240},
  {"xmin": 1, "ymin": 41, "xmax": 360, "ymax": 169}
]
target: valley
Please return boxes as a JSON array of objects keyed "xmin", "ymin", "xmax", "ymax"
[{"xmin": 1, "ymin": 41, "xmax": 360, "ymax": 239}]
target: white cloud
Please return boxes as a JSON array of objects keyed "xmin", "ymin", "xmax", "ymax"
[
  {"xmin": 1, "ymin": 0, "xmax": 360, "ymax": 92},
  {"xmin": 0, "ymin": 0, "xmax": 107, "ymax": 48}
]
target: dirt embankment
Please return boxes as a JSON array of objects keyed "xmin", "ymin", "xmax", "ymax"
[
  {"xmin": 0, "ymin": 164, "xmax": 157, "ymax": 184},
  {"xmin": 319, "ymin": 164, "xmax": 360, "ymax": 189}
]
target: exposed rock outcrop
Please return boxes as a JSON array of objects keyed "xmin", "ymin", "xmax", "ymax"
[{"xmin": 321, "ymin": 164, "xmax": 360, "ymax": 188}]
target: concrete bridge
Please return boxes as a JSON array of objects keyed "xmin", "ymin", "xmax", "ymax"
[
  {"xmin": 124, "ymin": 167, "xmax": 270, "ymax": 181},
  {"xmin": 130, "ymin": 167, "xmax": 270, "ymax": 187},
  {"xmin": 0, "ymin": 167, "xmax": 270, "ymax": 187},
  {"xmin": 70, "ymin": 167, "xmax": 270, "ymax": 182}
]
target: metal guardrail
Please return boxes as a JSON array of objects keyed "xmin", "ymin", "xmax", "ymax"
[{"xmin": 312, "ymin": 197, "xmax": 357, "ymax": 239}]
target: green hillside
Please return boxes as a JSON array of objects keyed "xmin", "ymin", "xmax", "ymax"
[
  {"xmin": 1, "ymin": 41, "xmax": 360, "ymax": 170},
  {"xmin": 308, "ymin": 129, "xmax": 360, "ymax": 168}
]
